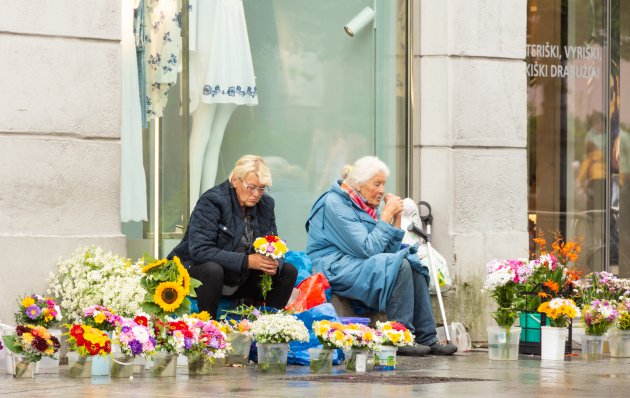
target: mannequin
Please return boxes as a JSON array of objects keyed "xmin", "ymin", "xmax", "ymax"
[{"xmin": 188, "ymin": 0, "xmax": 258, "ymax": 210}]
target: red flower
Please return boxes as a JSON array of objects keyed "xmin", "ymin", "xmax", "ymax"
[
  {"xmin": 76, "ymin": 336, "xmax": 86, "ymax": 347},
  {"xmin": 265, "ymin": 235, "xmax": 279, "ymax": 242},
  {"xmin": 70, "ymin": 325, "xmax": 84, "ymax": 337},
  {"xmin": 104, "ymin": 341, "xmax": 112, "ymax": 353},
  {"xmin": 390, "ymin": 322, "xmax": 407, "ymax": 332},
  {"xmin": 134, "ymin": 316, "xmax": 148, "ymax": 326}
]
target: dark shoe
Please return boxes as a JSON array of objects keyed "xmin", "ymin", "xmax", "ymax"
[
  {"xmin": 429, "ymin": 341, "xmax": 458, "ymax": 355},
  {"xmin": 397, "ymin": 343, "xmax": 431, "ymax": 357}
]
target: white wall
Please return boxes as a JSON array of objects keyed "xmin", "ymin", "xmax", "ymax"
[
  {"xmin": 414, "ymin": 0, "xmax": 529, "ymax": 341},
  {"xmin": 0, "ymin": 1, "xmax": 125, "ymax": 334}
]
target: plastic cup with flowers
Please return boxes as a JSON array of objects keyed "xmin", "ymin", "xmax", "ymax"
[
  {"xmin": 224, "ymin": 317, "xmax": 254, "ymax": 365},
  {"xmin": 14, "ymin": 294, "xmax": 62, "ymax": 329},
  {"xmin": 140, "ymin": 256, "xmax": 202, "ymax": 317},
  {"xmin": 1, "ymin": 325, "xmax": 61, "ymax": 377},
  {"xmin": 537, "ymin": 298, "xmax": 580, "ymax": 360},
  {"xmin": 251, "ymin": 313, "xmax": 309, "ymax": 373},
  {"xmin": 64, "ymin": 323, "xmax": 112, "ymax": 377},
  {"xmin": 373, "ymin": 321, "xmax": 413, "ymax": 370},
  {"xmin": 344, "ymin": 323, "xmax": 380, "ymax": 371},
  {"xmin": 609, "ymin": 298, "xmax": 630, "ymax": 357},
  {"xmin": 180, "ymin": 314, "xmax": 229, "ymax": 375},
  {"xmin": 310, "ymin": 320, "xmax": 352, "ymax": 373},
  {"xmin": 110, "ymin": 316, "xmax": 156, "ymax": 377},
  {"xmin": 581, "ymin": 299, "xmax": 619, "ymax": 359},
  {"xmin": 150, "ymin": 316, "xmax": 196, "ymax": 376},
  {"xmin": 252, "ymin": 235, "xmax": 288, "ymax": 301}
]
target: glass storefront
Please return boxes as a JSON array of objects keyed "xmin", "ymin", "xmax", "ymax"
[
  {"xmin": 123, "ymin": 0, "xmax": 410, "ymax": 258},
  {"xmin": 527, "ymin": 0, "xmax": 630, "ymax": 277}
]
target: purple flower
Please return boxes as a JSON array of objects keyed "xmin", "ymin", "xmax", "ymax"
[
  {"xmin": 184, "ymin": 337, "xmax": 192, "ymax": 350},
  {"xmin": 129, "ymin": 340, "xmax": 143, "ymax": 356},
  {"xmin": 149, "ymin": 336, "xmax": 156, "ymax": 346},
  {"xmin": 121, "ymin": 326, "xmax": 132, "ymax": 334},
  {"xmin": 26, "ymin": 305, "xmax": 41, "ymax": 319}
]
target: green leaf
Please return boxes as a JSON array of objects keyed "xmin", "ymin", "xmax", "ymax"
[
  {"xmin": 142, "ymin": 302, "xmax": 161, "ymax": 315},
  {"xmin": 189, "ymin": 277, "xmax": 202, "ymax": 290},
  {"xmin": 2, "ymin": 335, "xmax": 23, "ymax": 355}
]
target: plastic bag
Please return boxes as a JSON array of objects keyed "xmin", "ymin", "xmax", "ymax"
[
  {"xmin": 285, "ymin": 250, "xmax": 313, "ymax": 285},
  {"xmin": 285, "ymin": 273, "xmax": 330, "ymax": 313},
  {"xmin": 436, "ymin": 322, "xmax": 471, "ymax": 352},
  {"xmin": 401, "ymin": 198, "xmax": 452, "ymax": 294},
  {"xmin": 287, "ymin": 303, "xmax": 344, "ymax": 365}
]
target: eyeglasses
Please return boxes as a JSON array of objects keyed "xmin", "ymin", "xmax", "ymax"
[{"xmin": 239, "ymin": 178, "xmax": 270, "ymax": 194}]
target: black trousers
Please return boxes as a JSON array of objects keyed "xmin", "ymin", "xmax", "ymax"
[{"xmin": 188, "ymin": 261, "xmax": 297, "ymax": 318}]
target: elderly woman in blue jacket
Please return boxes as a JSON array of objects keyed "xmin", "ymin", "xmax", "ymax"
[
  {"xmin": 306, "ymin": 156, "xmax": 456, "ymax": 356},
  {"xmin": 169, "ymin": 155, "xmax": 297, "ymax": 318}
]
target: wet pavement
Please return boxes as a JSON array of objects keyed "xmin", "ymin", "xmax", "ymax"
[{"xmin": 1, "ymin": 349, "xmax": 630, "ymax": 397}]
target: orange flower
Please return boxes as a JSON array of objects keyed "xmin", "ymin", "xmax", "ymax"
[
  {"xmin": 533, "ymin": 236, "xmax": 547, "ymax": 255},
  {"xmin": 543, "ymin": 280, "xmax": 560, "ymax": 293},
  {"xmin": 538, "ymin": 291, "xmax": 550, "ymax": 299}
]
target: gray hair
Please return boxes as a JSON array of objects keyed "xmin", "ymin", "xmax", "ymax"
[
  {"xmin": 342, "ymin": 156, "xmax": 390, "ymax": 189},
  {"xmin": 229, "ymin": 155, "xmax": 272, "ymax": 186}
]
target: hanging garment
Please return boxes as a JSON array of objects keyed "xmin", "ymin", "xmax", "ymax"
[
  {"xmin": 144, "ymin": 0, "xmax": 182, "ymax": 120},
  {"xmin": 121, "ymin": 0, "xmax": 148, "ymax": 222},
  {"xmin": 189, "ymin": 0, "xmax": 258, "ymax": 112}
]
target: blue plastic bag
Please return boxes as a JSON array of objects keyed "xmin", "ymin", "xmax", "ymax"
[
  {"xmin": 287, "ymin": 303, "xmax": 345, "ymax": 365},
  {"xmin": 285, "ymin": 250, "xmax": 313, "ymax": 286}
]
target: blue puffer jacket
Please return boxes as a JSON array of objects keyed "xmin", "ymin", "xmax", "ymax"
[
  {"xmin": 305, "ymin": 181, "xmax": 426, "ymax": 312},
  {"xmin": 168, "ymin": 180, "xmax": 281, "ymax": 283}
]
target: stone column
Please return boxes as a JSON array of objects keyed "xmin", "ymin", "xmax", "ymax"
[{"xmin": 414, "ymin": 0, "xmax": 529, "ymax": 341}]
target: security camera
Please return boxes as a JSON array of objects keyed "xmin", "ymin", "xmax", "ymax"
[{"xmin": 344, "ymin": 7, "xmax": 375, "ymax": 37}]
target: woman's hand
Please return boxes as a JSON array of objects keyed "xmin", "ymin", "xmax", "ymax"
[
  {"xmin": 247, "ymin": 253, "xmax": 279, "ymax": 275},
  {"xmin": 381, "ymin": 194, "xmax": 403, "ymax": 224}
]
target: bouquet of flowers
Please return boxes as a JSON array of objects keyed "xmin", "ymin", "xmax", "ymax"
[
  {"xmin": 140, "ymin": 256, "xmax": 202, "ymax": 317},
  {"xmin": 537, "ymin": 298, "xmax": 580, "ymax": 328},
  {"xmin": 82, "ymin": 305, "xmax": 122, "ymax": 332},
  {"xmin": 113, "ymin": 317, "xmax": 156, "ymax": 357},
  {"xmin": 572, "ymin": 271, "xmax": 630, "ymax": 307},
  {"xmin": 65, "ymin": 324, "xmax": 111, "ymax": 356},
  {"xmin": 312, "ymin": 320, "xmax": 353, "ymax": 350},
  {"xmin": 374, "ymin": 321, "xmax": 413, "ymax": 347},
  {"xmin": 483, "ymin": 258, "xmax": 527, "ymax": 327},
  {"xmin": 517, "ymin": 233, "xmax": 582, "ymax": 311},
  {"xmin": 47, "ymin": 246, "xmax": 145, "ymax": 322},
  {"xmin": 582, "ymin": 299, "xmax": 619, "ymax": 335},
  {"xmin": 152, "ymin": 317, "xmax": 196, "ymax": 354},
  {"xmin": 251, "ymin": 313, "xmax": 309, "ymax": 344},
  {"xmin": 14, "ymin": 294, "xmax": 62, "ymax": 328},
  {"xmin": 616, "ymin": 298, "xmax": 630, "ymax": 331},
  {"xmin": 253, "ymin": 235, "xmax": 288, "ymax": 300},
  {"xmin": 2, "ymin": 325, "xmax": 60, "ymax": 362},
  {"xmin": 345, "ymin": 323, "xmax": 380, "ymax": 350},
  {"xmin": 182, "ymin": 315, "xmax": 229, "ymax": 360}
]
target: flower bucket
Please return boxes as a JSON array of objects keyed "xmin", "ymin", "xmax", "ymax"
[
  {"xmin": 151, "ymin": 352, "xmax": 177, "ymax": 377},
  {"xmin": 110, "ymin": 353, "xmax": 135, "ymax": 378},
  {"xmin": 308, "ymin": 348, "xmax": 333, "ymax": 374},
  {"xmin": 133, "ymin": 356, "xmax": 146, "ymax": 374},
  {"xmin": 540, "ymin": 326, "xmax": 568, "ymax": 361},
  {"xmin": 11, "ymin": 355, "xmax": 36, "ymax": 378},
  {"xmin": 373, "ymin": 346, "xmax": 397, "ymax": 371},
  {"xmin": 344, "ymin": 348, "xmax": 368, "ymax": 372},
  {"xmin": 37, "ymin": 328, "xmax": 62, "ymax": 373},
  {"xmin": 91, "ymin": 354, "xmax": 110, "ymax": 376},
  {"xmin": 67, "ymin": 352, "xmax": 93, "ymax": 378},
  {"xmin": 226, "ymin": 333, "xmax": 253, "ymax": 365},
  {"xmin": 187, "ymin": 355, "xmax": 213, "ymax": 376},
  {"xmin": 609, "ymin": 330, "xmax": 630, "ymax": 358},
  {"xmin": 582, "ymin": 335, "xmax": 605, "ymax": 360},
  {"xmin": 256, "ymin": 343, "xmax": 289, "ymax": 374},
  {"xmin": 487, "ymin": 326, "xmax": 521, "ymax": 361}
]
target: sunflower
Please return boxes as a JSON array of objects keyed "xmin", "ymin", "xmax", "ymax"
[
  {"xmin": 142, "ymin": 258, "xmax": 167, "ymax": 273},
  {"xmin": 154, "ymin": 281, "xmax": 186, "ymax": 313},
  {"xmin": 174, "ymin": 256, "xmax": 191, "ymax": 293}
]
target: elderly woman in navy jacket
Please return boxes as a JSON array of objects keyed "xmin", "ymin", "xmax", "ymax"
[
  {"xmin": 305, "ymin": 156, "xmax": 456, "ymax": 356},
  {"xmin": 169, "ymin": 155, "xmax": 297, "ymax": 318}
]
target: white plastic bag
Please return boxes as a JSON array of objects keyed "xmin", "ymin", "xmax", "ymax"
[
  {"xmin": 401, "ymin": 198, "xmax": 452, "ymax": 294},
  {"xmin": 437, "ymin": 322, "xmax": 471, "ymax": 352}
]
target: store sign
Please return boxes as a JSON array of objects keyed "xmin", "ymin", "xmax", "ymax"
[{"xmin": 526, "ymin": 44, "xmax": 602, "ymax": 79}]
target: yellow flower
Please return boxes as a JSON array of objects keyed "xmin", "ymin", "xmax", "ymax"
[
  {"xmin": 22, "ymin": 333, "xmax": 34, "ymax": 343},
  {"xmin": 191, "ymin": 311, "xmax": 210, "ymax": 321},
  {"xmin": 142, "ymin": 258, "xmax": 167, "ymax": 273},
  {"xmin": 154, "ymin": 281, "xmax": 186, "ymax": 313},
  {"xmin": 21, "ymin": 296, "xmax": 35, "ymax": 307},
  {"xmin": 174, "ymin": 256, "xmax": 191, "ymax": 294}
]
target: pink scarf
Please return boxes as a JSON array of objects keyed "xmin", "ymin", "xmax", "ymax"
[{"xmin": 340, "ymin": 180, "xmax": 377, "ymax": 220}]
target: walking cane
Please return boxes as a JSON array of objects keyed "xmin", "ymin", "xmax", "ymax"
[{"xmin": 406, "ymin": 201, "xmax": 451, "ymax": 343}]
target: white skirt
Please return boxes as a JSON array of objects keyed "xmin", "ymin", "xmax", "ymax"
[{"xmin": 189, "ymin": 0, "xmax": 258, "ymax": 110}]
